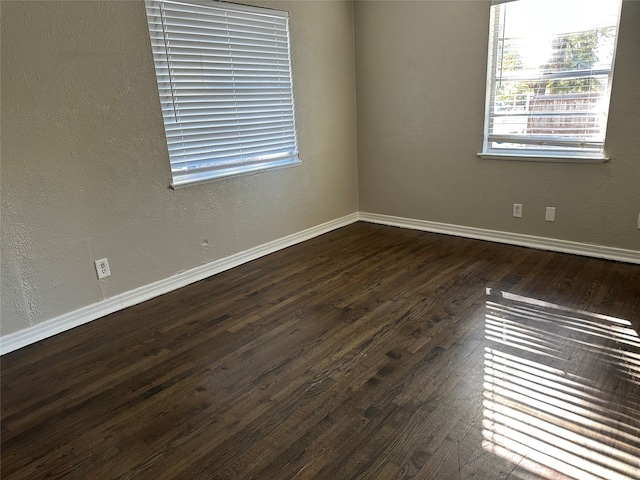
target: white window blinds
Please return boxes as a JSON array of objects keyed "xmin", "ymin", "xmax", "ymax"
[
  {"xmin": 482, "ymin": 0, "xmax": 622, "ymax": 159},
  {"xmin": 145, "ymin": 0, "xmax": 300, "ymax": 187}
]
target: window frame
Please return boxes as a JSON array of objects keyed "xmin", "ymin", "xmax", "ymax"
[
  {"xmin": 478, "ymin": 0, "xmax": 623, "ymax": 163},
  {"xmin": 145, "ymin": 0, "xmax": 301, "ymax": 188}
]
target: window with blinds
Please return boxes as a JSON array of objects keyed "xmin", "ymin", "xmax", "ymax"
[
  {"xmin": 145, "ymin": 0, "xmax": 300, "ymax": 187},
  {"xmin": 481, "ymin": 0, "xmax": 622, "ymax": 160}
]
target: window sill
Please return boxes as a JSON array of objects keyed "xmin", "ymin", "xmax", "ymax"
[
  {"xmin": 171, "ymin": 158, "xmax": 302, "ymax": 189},
  {"xmin": 477, "ymin": 153, "xmax": 609, "ymax": 164}
]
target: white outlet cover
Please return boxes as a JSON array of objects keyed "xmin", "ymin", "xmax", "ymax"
[
  {"xmin": 95, "ymin": 258, "xmax": 111, "ymax": 279},
  {"xmin": 513, "ymin": 204, "xmax": 522, "ymax": 218}
]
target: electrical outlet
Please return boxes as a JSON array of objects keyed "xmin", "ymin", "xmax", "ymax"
[
  {"xmin": 95, "ymin": 258, "xmax": 111, "ymax": 279},
  {"xmin": 513, "ymin": 203, "xmax": 522, "ymax": 218},
  {"xmin": 545, "ymin": 207, "xmax": 556, "ymax": 222}
]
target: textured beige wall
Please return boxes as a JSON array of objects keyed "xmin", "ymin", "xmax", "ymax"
[
  {"xmin": 355, "ymin": 0, "xmax": 639, "ymax": 250},
  {"xmin": 0, "ymin": 0, "xmax": 358, "ymax": 336},
  {"xmin": 2, "ymin": 0, "xmax": 638, "ymax": 340}
]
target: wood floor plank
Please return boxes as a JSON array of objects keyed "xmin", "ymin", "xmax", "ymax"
[{"xmin": 2, "ymin": 222, "xmax": 639, "ymax": 479}]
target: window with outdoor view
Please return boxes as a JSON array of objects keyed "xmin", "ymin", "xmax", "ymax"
[{"xmin": 481, "ymin": 0, "xmax": 622, "ymax": 160}]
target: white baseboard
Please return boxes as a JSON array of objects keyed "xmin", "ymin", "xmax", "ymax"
[
  {"xmin": 359, "ymin": 212, "xmax": 640, "ymax": 265},
  {"xmin": 0, "ymin": 213, "xmax": 359, "ymax": 355},
  {"xmin": 3, "ymin": 211, "xmax": 637, "ymax": 355}
]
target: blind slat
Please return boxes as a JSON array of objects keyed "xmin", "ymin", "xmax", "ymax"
[
  {"xmin": 156, "ymin": 0, "xmax": 289, "ymax": 20},
  {"xmin": 169, "ymin": 145, "xmax": 298, "ymax": 165},
  {"xmin": 167, "ymin": 132, "xmax": 297, "ymax": 151},
  {"xmin": 488, "ymin": 134, "xmax": 602, "ymax": 149},
  {"xmin": 168, "ymin": 138, "xmax": 298, "ymax": 158},
  {"xmin": 163, "ymin": 114, "xmax": 295, "ymax": 128}
]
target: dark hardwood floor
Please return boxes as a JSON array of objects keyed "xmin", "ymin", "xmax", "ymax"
[{"xmin": 2, "ymin": 222, "xmax": 639, "ymax": 479}]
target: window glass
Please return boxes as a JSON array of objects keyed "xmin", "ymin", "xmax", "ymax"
[{"xmin": 482, "ymin": 0, "xmax": 622, "ymax": 160}]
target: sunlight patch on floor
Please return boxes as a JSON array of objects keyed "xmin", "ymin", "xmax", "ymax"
[{"xmin": 482, "ymin": 290, "xmax": 640, "ymax": 480}]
